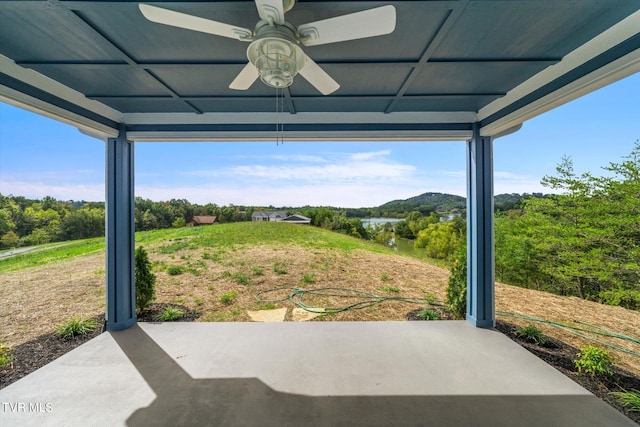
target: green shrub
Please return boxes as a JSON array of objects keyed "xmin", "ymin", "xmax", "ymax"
[
  {"xmin": 167, "ymin": 265, "xmax": 186, "ymax": 276},
  {"xmin": 202, "ymin": 251, "xmax": 221, "ymax": 262},
  {"xmin": 515, "ymin": 324, "xmax": 548, "ymax": 346},
  {"xmin": 232, "ymin": 273, "xmax": 251, "ymax": 285},
  {"xmin": 446, "ymin": 248, "xmax": 467, "ymax": 319},
  {"xmin": 256, "ymin": 302, "xmax": 276, "ymax": 310},
  {"xmin": 574, "ymin": 345, "xmax": 614, "ymax": 377},
  {"xmin": 382, "ymin": 285, "xmax": 400, "ymax": 293},
  {"xmin": 0, "ymin": 343, "xmax": 13, "ymax": 368},
  {"xmin": 135, "ymin": 246, "xmax": 156, "ymax": 312},
  {"xmin": 220, "ymin": 290, "xmax": 238, "ymax": 305},
  {"xmin": 55, "ymin": 318, "xmax": 98, "ymax": 340},
  {"xmin": 158, "ymin": 307, "xmax": 185, "ymax": 321},
  {"xmin": 251, "ymin": 266, "xmax": 264, "ymax": 275},
  {"xmin": 424, "ymin": 292, "xmax": 438, "ymax": 305},
  {"xmin": 157, "ymin": 240, "xmax": 190, "ymax": 254},
  {"xmin": 610, "ymin": 389, "xmax": 640, "ymax": 412},
  {"xmin": 417, "ymin": 308, "xmax": 440, "ymax": 320},
  {"xmin": 599, "ymin": 288, "xmax": 640, "ymax": 311},
  {"xmin": 301, "ymin": 273, "xmax": 315, "ymax": 284},
  {"xmin": 380, "ymin": 273, "xmax": 391, "ymax": 282},
  {"xmin": 273, "ymin": 262, "xmax": 288, "ymax": 275}
]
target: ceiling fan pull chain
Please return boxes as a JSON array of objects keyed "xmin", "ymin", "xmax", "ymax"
[
  {"xmin": 274, "ymin": 87, "xmax": 285, "ymax": 146},
  {"xmin": 280, "ymin": 87, "xmax": 285, "ymax": 145},
  {"xmin": 275, "ymin": 87, "xmax": 279, "ymax": 145}
]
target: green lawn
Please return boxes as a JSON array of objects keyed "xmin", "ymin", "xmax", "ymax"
[{"xmin": 0, "ymin": 222, "xmax": 395, "ymax": 274}]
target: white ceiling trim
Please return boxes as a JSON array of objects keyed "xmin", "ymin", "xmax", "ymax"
[
  {"xmin": 0, "ymin": 55, "xmax": 122, "ymax": 122},
  {"xmin": 478, "ymin": 9, "xmax": 640, "ymax": 135},
  {"xmin": 0, "ymin": 91, "xmax": 119, "ymax": 139},
  {"xmin": 122, "ymin": 111, "xmax": 478, "ymax": 125},
  {"xmin": 480, "ymin": 48, "xmax": 640, "ymax": 137},
  {"xmin": 126, "ymin": 130, "xmax": 473, "ymax": 142}
]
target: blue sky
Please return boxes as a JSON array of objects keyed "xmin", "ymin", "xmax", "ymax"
[{"xmin": 0, "ymin": 73, "xmax": 638, "ymax": 208}]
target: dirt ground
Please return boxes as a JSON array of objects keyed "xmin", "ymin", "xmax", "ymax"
[{"xmin": 1, "ymin": 243, "xmax": 639, "ymax": 422}]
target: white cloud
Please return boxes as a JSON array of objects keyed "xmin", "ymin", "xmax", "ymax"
[
  {"xmin": 494, "ymin": 170, "xmax": 546, "ymax": 194},
  {"xmin": 135, "ymin": 182, "xmax": 428, "ymax": 208},
  {"xmin": 229, "ymin": 161, "xmax": 415, "ymax": 183},
  {"xmin": 0, "ymin": 178, "xmax": 104, "ymax": 201},
  {"xmin": 269, "ymin": 154, "xmax": 328, "ymax": 163},
  {"xmin": 350, "ymin": 150, "xmax": 392, "ymax": 161},
  {"xmin": 436, "ymin": 170, "xmax": 466, "ymax": 179},
  {"xmin": 3, "ymin": 166, "xmax": 544, "ymax": 207}
]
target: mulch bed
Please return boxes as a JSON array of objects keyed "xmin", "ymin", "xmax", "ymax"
[
  {"xmin": 403, "ymin": 314, "xmax": 639, "ymax": 424},
  {"xmin": 0, "ymin": 314, "xmax": 105, "ymax": 389},
  {"xmin": 406, "ymin": 306, "xmax": 454, "ymax": 321},
  {"xmin": 136, "ymin": 303, "xmax": 200, "ymax": 322},
  {"xmin": 0, "ymin": 302, "xmax": 198, "ymax": 389},
  {"xmin": 495, "ymin": 320, "xmax": 640, "ymax": 424}
]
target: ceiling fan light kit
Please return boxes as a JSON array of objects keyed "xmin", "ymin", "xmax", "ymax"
[
  {"xmin": 139, "ymin": 1, "xmax": 396, "ymax": 95},
  {"xmin": 247, "ymin": 22, "xmax": 305, "ymax": 88}
]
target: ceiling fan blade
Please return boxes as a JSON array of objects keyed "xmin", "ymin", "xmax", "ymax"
[
  {"xmin": 299, "ymin": 5, "xmax": 396, "ymax": 47},
  {"xmin": 298, "ymin": 54, "xmax": 339, "ymax": 95},
  {"xmin": 254, "ymin": 0, "xmax": 286, "ymax": 25},
  {"xmin": 229, "ymin": 63, "xmax": 260, "ymax": 90},
  {"xmin": 139, "ymin": 4, "xmax": 252, "ymax": 41}
]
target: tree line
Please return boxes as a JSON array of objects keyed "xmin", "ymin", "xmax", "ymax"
[
  {"xmin": 3, "ymin": 142, "xmax": 637, "ymax": 311},
  {"xmin": 0, "ymin": 195, "xmax": 389, "ymax": 249},
  {"xmin": 0, "ymin": 195, "xmax": 105, "ymax": 247},
  {"xmin": 0, "ymin": 196, "xmax": 257, "ymax": 248},
  {"xmin": 494, "ymin": 142, "xmax": 640, "ymax": 310},
  {"xmin": 366, "ymin": 142, "xmax": 640, "ymax": 310}
]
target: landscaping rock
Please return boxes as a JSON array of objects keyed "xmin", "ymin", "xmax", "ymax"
[
  {"xmin": 292, "ymin": 308, "xmax": 324, "ymax": 321},
  {"xmin": 246, "ymin": 308, "xmax": 287, "ymax": 322}
]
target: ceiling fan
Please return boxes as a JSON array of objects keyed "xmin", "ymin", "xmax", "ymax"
[{"xmin": 139, "ymin": 1, "xmax": 396, "ymax": 95}]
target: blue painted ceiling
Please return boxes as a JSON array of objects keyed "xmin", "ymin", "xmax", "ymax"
[{"xmin": 0, "ymin": 0, "xmax": 638, "ymax": 138}]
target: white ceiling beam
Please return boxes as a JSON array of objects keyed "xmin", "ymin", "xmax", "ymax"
[{"xmin": 478, "ymin": 9, "xmax": 640, "ymax": 137}]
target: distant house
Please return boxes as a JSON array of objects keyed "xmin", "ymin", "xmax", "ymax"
[
  {"xmin": 280, "ymin": 214, "xmax": 311, "ymax": 225},
  {"xmin": 251, "ymin": 211, "xmax": 288, "ymax": 222},
  {"xmin": 186, "ymin": 216, "xmax": 219, "ymax": 226},
  {"xmin": 251, "ymin": 211, "xmax": 270, "ymax": 222}
]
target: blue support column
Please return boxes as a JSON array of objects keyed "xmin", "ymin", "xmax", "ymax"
[
  {"xmin": 466, "ymin": 124, "xmax": 495, "ymax": 328},
  {"xmin": 105, "ymin": 126, "xmax": 136, "ymax": 331}
]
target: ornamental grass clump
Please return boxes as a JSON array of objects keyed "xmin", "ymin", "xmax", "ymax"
[
  {"xmin": 55, "ymin": 317, "xmax": 98, "ymax": 340},
  {"xmin": 158, "ymin": 307, "xmax": 185, "ymax": 321},
  {"xmin": 416, "ymin": 308, "xmax": 440, "ymax": 320},
  {"xmin": 610, "ymin": 389, "xmax": 640, "ymax": 413},
  {"xmin": 515, "ymin": 324, "xmax": 549, "ymax": 346}
]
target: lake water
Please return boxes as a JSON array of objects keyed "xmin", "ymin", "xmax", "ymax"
[
  {"xmin": 391, "ymin": 237, "xmax": 433, "ymax": 260},
  {"xmin": 360, "ymin": 218, "xmax": 403, "ymax": 227},
  {"xmin": 359, "ymin": 218, "xmax": 447, "ymax": 260},
  {"xmin": 360, "ymin": 215, "xmax": 459, "ymax": 228}
]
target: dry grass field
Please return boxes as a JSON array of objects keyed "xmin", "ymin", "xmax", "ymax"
[{"xmin": 1, "ymin": 230, "xmax": 638, "ymax": 378}]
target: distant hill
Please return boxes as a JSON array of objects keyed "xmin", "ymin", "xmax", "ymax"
[
  {"xmin": 379, "ymin": 192, "xmax": 466, "ymax": 214},
  {"xmin": 494, "ymin": 192, "xmax": 545, "ymax": 211},
  {"xmin": 378, "ymin": 192, "xmax": 546, "ymax": 214}
]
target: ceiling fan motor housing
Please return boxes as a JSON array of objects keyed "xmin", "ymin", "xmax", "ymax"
[{"xmin": 247, "ymin": 21, "xmax": 305, "ymax": 88}]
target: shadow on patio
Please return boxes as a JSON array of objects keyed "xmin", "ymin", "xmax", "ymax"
[{"xmin": 0, "ymin": 321, "xmax": 634, "ymax": 426}]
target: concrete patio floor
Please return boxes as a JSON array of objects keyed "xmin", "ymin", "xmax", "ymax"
[{"xmin": 0, "ymin": 321, "xmax": 634, "ymax": 426}]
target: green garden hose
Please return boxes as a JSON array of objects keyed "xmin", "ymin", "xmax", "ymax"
[
  {"xmin": 255, "ymin": 286, "xmax": 640, "ymax": 358},
  {"xmin": 255, "ymin": 286, "xmax": 444, "ymax": 314}
]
